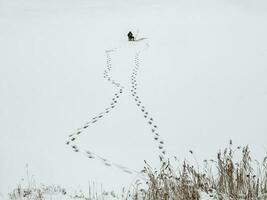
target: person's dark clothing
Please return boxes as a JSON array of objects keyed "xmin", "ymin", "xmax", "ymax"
[{"xmin": 127, "ymin": 31, "xmax": 134, "ymax": 41}]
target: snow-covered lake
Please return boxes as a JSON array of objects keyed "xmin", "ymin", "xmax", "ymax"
[{"xmin": 1, "ymin": 0, "xmax": 267, "ymax": 198}]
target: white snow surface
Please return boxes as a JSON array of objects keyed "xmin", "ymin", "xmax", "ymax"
[{"xmin": 1, "ymin": 0, "xmax": 267, "ymax": 198}]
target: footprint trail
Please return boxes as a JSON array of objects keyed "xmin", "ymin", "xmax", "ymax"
[
  {"xmin": 130, "ymin": 48, "xmax": 167, "ymax": 159},
  {"xmin": 66, "ymin": 49, "xmax": 140, "ymax": 175},
  {"xmin": 66, "ymin": 42, "xmax": 167, "ymax": 177}
]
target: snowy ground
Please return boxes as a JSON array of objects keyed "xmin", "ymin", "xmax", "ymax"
[{"xmin": 1, "ymin": 0, "xmax": 267, "ymax": 199}]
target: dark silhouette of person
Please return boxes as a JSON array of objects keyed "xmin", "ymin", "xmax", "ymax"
[{"xmin": 127, "ymin": 31, "xmax": 134, "ymax": 41}]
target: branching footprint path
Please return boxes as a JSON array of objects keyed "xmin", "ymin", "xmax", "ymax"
[{"xmin": 66, "ymin": 42, "xmax": 167, "ymax": 177}]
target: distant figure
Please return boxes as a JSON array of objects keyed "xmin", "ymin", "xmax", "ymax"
[{"xmin": 127, "ymin": 31, "xmax": 135, "ymax": 41}]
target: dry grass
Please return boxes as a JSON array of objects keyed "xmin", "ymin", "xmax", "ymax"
[
  {"xmin": 8, "ymin": 178, "xmax": 119, "ymax": 200},
  {"xmin": 126, "ymin": 141, "xmax": 267, "ymax": 200},
  {"xmin": 8, "ymin": 141, "xmax": 267, "ymax": 200},
  {"xmin": 8, "ymin": 184, "xmax": 67, "ymax": 200},
  {"xmin": 8, "ymin": 184, "xmax": 122, "ymax": 200}
]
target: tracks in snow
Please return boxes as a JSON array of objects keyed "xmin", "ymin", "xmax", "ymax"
[
  {"xmin": 131, "ymin": 51, "xmax": 167, "ymax": 159},
  {"xmin": 66, "ymin": 43, "xmax": 167, "ymax": 176},
  {"xmin": 66, "ymin": 49, "xmax": 136, "ymax": 174}
]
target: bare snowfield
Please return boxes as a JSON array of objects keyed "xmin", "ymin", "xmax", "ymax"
[{"xmin": 0, "ymin": 0, "xmax": 267, "ymax": 199}]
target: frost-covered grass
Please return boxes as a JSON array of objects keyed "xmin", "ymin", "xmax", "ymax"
[
  {"xmin": 126, "ymin": 141, "xmax": 267, "ymax": 200},
  {"xmin": 8, "ymin": 142, "xmax": 267, "ymax": 200},
  {"xmin": 8, "ymin": 181, "xmax": 121, "ymax": 200}
]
